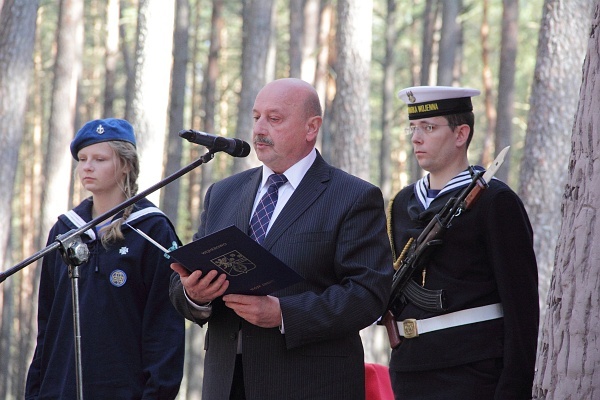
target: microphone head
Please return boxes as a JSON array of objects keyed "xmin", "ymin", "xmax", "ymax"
[
  {"xmin": 233, "ymin": 139, "xmax": 252, "ymax": 157},
  {"xmin": 178, "ymin": 129, "xmax": 193, "ymax": 139},
  {"xmin": 178, "ymin": 129, "xmax": 250, "ymax": 157}
]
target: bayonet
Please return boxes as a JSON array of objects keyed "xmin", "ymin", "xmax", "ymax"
[{"xmin": 482, "ymin": 146, "xmax": 510, "ymax": 183}]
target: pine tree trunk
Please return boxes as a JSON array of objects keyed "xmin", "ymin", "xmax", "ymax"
[
  {"xmin": 0, "ymin": 2, "xmax": 40, "ymax": 397},
  {"xmin": 533, "ymin": 2, "xmax": 600, "ymax": 397},
  {"xmin": 494, "ymin": 0, "xmax": 518, "ymax": 183},
  {"xmin": 232, "ymin": 0, "xmax": 275, "ymax": 174},
  {"xmin": 129, "ymin": 0, "xmax": 175, "ymax": 202},
  {"xmin": 329, "ymin": 0, "xmax": 372, "ymax": 179},
  {"xmin": 437, "ymin": 0, "xmax": 462, "ymax": 86},
  {"xmin": 379, "ymin": 0, "xmax": 399, "ymax": 201},
  {"xmin": 40, "ymin": 0, "xmax": 83, "ymax": 246},
  {"xmin": 162, "ymin": 0, "xmax": 190, "ymax": 224},
  {"xmin": 519, "ymin": 0, "xmax": 593, "ymax": 348}
]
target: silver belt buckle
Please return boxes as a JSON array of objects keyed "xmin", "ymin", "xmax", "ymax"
[{"xmin": 402, "ymin": 318, "xmax": 419, "ymax": 339}]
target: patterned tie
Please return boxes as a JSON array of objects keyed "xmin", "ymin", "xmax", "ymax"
[{"xmin": 249, "ymin": 174, "xmax": 288, "ymax": 244}]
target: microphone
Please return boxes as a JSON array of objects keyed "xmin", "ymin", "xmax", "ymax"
[{"xmin": 179, "ymin": 130, "xmax": 251, "ymax": 157}]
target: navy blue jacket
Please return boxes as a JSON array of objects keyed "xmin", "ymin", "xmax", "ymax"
[
  {"xmin": 388, "ymin": 170, "xmax": 539, "ymax": 399},
  {"xmin": 26, "ymin": 198, "xmax": 184, "ymax": 400}
]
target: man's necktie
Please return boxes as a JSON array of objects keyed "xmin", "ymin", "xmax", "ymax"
[{"xmin": 249, "ymin": 174, "xmax": 288, "ymax": 244}]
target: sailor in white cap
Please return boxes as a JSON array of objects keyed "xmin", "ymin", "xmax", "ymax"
[{"xmin": 386, "ymin": 86, "xmax": 539, "ymax": 399}]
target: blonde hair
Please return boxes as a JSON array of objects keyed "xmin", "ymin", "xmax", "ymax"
[{"xmin": 99, "ymin": 141, "xmax": 139, "ymax": 248}]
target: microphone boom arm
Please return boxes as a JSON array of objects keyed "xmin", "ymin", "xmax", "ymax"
[{"xmin": 0, "ymin": 150, "xmax": 216, "ymax": 282}]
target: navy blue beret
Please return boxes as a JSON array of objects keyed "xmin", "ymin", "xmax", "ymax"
[{"xmin": 70, "ymin": 118, "xmax": 136, "ymax": 160}]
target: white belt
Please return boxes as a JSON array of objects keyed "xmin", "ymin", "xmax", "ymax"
[{"xmin": 397, "ymin": 303, "xmax": 503, "ymax": 339}]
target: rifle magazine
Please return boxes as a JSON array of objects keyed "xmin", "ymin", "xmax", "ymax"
[{"xmin": 404, "ymin": 280, "xmax": 446, "ymax": 312}]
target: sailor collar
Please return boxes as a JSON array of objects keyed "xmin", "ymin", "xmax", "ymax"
[
  {"xmin": 414, "ymin": 166, "xmax": 485, "ymax": 210},
  {"xmin": 63, "ymin": 205, "xmax": 165, "ymax": 241}
]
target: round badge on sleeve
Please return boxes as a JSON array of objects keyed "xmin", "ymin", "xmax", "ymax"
[{"xmin": 109, "ymin": 269, "xmax": 127, "ymax": 287}]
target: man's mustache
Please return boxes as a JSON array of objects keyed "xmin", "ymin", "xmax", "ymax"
[{"xmin": 253, "ymin": 137, "xmax": 274, "ymax": 146}]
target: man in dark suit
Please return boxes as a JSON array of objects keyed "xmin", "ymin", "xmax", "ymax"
[
  {"xmin": 169, "ymin": 78, "xmax": 393, "ymax": 400},
  {"xmin": 387, "ymin": 86, "xmax": 539, "ymax": 399}
]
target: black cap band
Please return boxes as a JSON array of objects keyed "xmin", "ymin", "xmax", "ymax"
[{"xmin": 406, "ymin": 97, "xmax": 473, "ymax": 120}]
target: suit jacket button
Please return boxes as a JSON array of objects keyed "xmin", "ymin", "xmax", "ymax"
[{"xmin": 229, "ymin": 332, "xmax": 237, "ymax": 341}]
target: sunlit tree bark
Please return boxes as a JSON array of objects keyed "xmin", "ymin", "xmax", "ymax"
[
  {"xmin": 419, "ymin": 0, "xmax": 437, "ymax": 86},
  {"xmin": 185, "ymin": 0, "xmax": 206, "ymax": 242},
  {"xmin": 197, "ymin": 0, "xmax": 223, "ymax": 223},
  {"xmin": 182, "ymin": 2, "xmax": 224, "ymax": 398},
  {"xmin": 494, "ymin": 0, "xmax": 518, "ymax": 183},
  {"xmin": 128, "ymin": 0, "xmax": 175, "ymax": 202},
  {"xmin": 103, "ymin": 0, "xmax": 119, "ymax": 117},
  {"xmin": 479, "ymin": 0, "xmax": 496, "ymax": 167},
  {"xmin": 519, "ymin": 0, "xmax": 592, "ymax": 335},
  {"xmin": 379, "ymin": 0, "xmax": 399, "ymax": 201},
  {"xmin": 40, "ymin": 0, "xmax": 83, "ymax": 242},
  {"xmin": 437, "ymin": 0, "xmax": 461, "ymax": 86},
  {"xmin": 162, "ymin": 0, "xmax": 190, "ymax": 224},
  {"xmin": 533, "ymin": 2, "xmax": 600, "ymax": 398},
  {"xmin": 0, "ymin": 2, "xmax": 39, "ymax": 397},
  {"xmin": 289, "ymin": 0, "xmax": 319, "ymax": 83},
  {"xmin": 289, "ymin": 0, "xmax": 303, "ymax": 78},
  {"xmin": 232, "ymin": 0, "xmax": 274, "ymax": 173},
  {"xmin": 313, "ymin": 0, "xmax": 333, "ymax": 153},
  {"xmin": 329, "ymin": 0, "xmax": 372, "ymax": 179}
]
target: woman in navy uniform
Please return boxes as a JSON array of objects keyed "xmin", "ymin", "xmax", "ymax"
[
  {"xmin": 387, "ymin": 87, "xmax": 539, "ymax": 399},
  {"xmin": 26, "ymin": 118, "xmax": 185, "ymax": 399}
]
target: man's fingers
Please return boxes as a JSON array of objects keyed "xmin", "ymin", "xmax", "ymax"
[
  {"xmin": 170, "ymin": 262, "xmax": 190, "ymax": 277},
  {"xmin": 184, "ymin": 270, "xmax": 229, "ymax": 303}
]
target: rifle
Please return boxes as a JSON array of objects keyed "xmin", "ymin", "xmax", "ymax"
[{"xmin": 382, "ymin": 147, "xmax": 510, "ymax": 349}]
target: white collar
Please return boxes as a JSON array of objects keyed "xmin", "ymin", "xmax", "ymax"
[
  {"xmin": 260, "ymin": 148, "xmax": 316, "ymax": 189},
  {"xmin": 414, "ymin": 169, "xmax": 475, "ymax": 210}
]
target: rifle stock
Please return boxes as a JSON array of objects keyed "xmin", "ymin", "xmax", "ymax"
[
  {"xmin": 463, "ymin": 178, "xmax": 486, "ymax": 209},
  {"xmin": 382, "ymin": 310, "xmax": 402, "ymax": 349}
]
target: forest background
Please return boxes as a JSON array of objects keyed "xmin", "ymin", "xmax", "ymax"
[{"xmin": 0, "ymin": 0, "xmax": 598, "ymax": 399}]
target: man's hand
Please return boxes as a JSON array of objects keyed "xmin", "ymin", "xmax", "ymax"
[
  {"xmin": 171, "ymin": 263, "xmax": 229, "ymax": 305},
  {"xmin": 223, "ymin": 294, "xmax": 282, "ymax": 328}
]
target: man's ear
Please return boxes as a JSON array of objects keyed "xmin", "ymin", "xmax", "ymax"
[
  {"xmin": 306, "ymin": 115, "xmax": 322, "ymax": 141},
  {"xmin": 455, "ymin": 124, "xmax": 470, "ymax": 147}
]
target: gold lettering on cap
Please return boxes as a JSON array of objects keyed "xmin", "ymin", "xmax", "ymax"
[
  {"xmin": 417, "ymin": 103, "xmax": 439, "ymax": 113},
  {"xmin": 408, "ymin": 103, "xmax": 439, "ymax": 115}
]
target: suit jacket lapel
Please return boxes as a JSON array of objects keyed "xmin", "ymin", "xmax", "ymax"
[
  {"xmin": 234, "ymin": 167, "xmax": 262, "ymax": 233},
  {"xmin": 262, "ymin": 154, "xmax": 331, "ymax": 249}
]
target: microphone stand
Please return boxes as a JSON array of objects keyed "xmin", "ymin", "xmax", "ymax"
[{"xmin": 0, "ymin": 148, "xmax": 217, "ymax": 400}]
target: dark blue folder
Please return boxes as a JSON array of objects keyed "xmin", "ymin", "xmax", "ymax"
[{"xmin": 169, "ymin": 225, "xmax": 304, "ymax": 295}]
